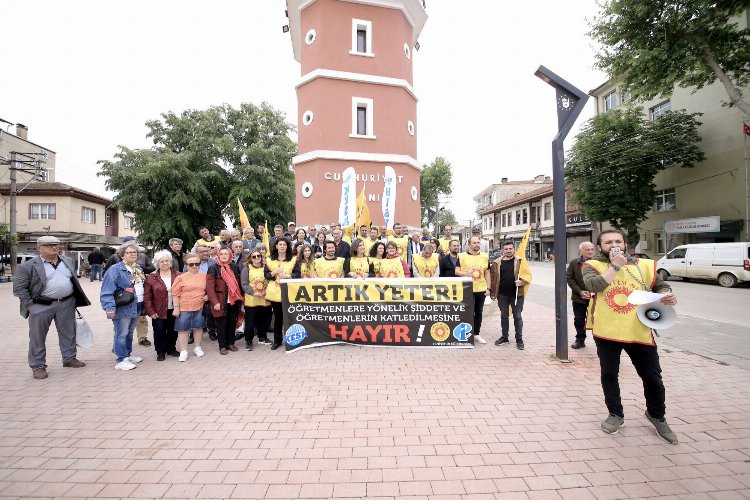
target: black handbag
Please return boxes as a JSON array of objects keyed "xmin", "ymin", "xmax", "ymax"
[
  {"xmin": 201, "ymin": 301, "xmax": 212, "ymax": 317},
  {"xmin": 114, "ymin": 288, "xmax": 135, "ymax": 307}
]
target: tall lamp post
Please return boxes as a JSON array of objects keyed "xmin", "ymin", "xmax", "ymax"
[{"xmin": 534, "ymin": 66, "xmax": 588, "ymax": 361}]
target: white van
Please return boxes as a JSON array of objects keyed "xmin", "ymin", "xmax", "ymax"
[{"xmin": 656, "ymin": 242, "xmax": 750, "ymax": 287}]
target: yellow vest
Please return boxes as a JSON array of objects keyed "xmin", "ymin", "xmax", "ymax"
[
  {"xmin": 371, "ymin": 257, "xmax": 383, "ymax": 277},
  {"xmin": 584, "ymin": 259, "xmax": 657, "ymax": 345},
  {"xmin": 413, "ymin": 255, "xmax": 439, "ymax": 277},
  {"xmin": 265, "ymin": 257, "xmax": 297, "ymax": 302},
  {"xmin": 194, "ymin": 236, "xmax": 220, "ymax": 248},
  {"xmin": 379, "ymin": 257, "xmax": 405, "ymax": 278},
  {"xmin": 438, "ymin": 237, "xmax": 454, "ymax": 253},
  {"xmin": 362, "ymin": 238, "xmax": 378, "ymax": 256},
  {"xmin": 458, "ymin": 252, "xmax": 489, "ymax": 293},
  {"xmin": 299, "ymin": 260, "xmax": 316, "ymax": 279},
  {"xmin": 314, "ymin": 257, "xmax": 344, "ymax": 278},
  {"xmin": 347, "ymin": 256, "xmax": 371, "ymax": 278},
  {"xmin": 244, "ymin": 265, "xmax": 269, "ymax": 307},
  {"xmin": 390, "ymin": 236, "xmax": 408, "ymax": 257}
]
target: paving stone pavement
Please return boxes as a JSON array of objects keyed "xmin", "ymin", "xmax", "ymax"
[{"xmin": 0, "ymin": 279, "xmax": 749, "ymax": 499}]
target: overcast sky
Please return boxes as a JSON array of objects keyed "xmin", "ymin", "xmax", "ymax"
[{"xmin": 0, "ymin": 0, "xmax": 606, "ymax": 225}]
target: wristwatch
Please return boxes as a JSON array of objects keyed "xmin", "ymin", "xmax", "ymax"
[{"xmin": 610, "ymin": 263, "xmax": 621, "ymax": 271}]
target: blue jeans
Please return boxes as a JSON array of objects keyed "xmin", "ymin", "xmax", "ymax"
[
  {"xmin": 113, "ymin": 303, "xmax": 142, "ymax": 362},
  {"xmin": 90, "ymin": 264, "xmax": 103, "ymax": 281}
]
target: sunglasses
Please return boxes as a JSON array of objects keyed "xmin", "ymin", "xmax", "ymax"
[
  {"xmin": 186, "ymin": 262, "xmax": 201, "ymax": 267},
  {"xmin": 250, "ymin": 255, "xmax": 262, "ymax": 260}
]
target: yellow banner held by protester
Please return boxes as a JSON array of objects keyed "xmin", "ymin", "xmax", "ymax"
[{"xmin": 237, "ymin": 198, "xmax": 250, "ymax": 231}]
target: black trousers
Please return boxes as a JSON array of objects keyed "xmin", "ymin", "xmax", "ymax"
[
  {"xmin": 472, "ymin": 292, "xmax": 486, "ymax": 334},
  {"xmin": 594, "ymin": 336, "xmax": 666, "ymax": 419},
  {"xmin": 151, "ymin": 312, "xmax": 176, "ymax": 355},
  {"xmin": 244, "ymin": 305, "xmax": 271, "ymax": 344},
  {"xmin": 214, "ymin": 302, "xmax": 241, "ymax": 348},
  {"xmin": 572, "ymin": 301, "xmax": 589, "ymax": 343},
  {"xmin": 498, "ymin": 294, "xmax": 524, "ymax": 341},
  {"xmin": 270, "ymin": 301, "xmax": 284, "ymax": 345},
  {"xmin": 206, "ymin": 314, "xmax": 216, "ymax": 334}
]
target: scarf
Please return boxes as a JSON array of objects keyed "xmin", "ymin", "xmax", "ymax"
[{"xmin": 218, "ymin": 260, "xmax": 243, "ymax": 303}]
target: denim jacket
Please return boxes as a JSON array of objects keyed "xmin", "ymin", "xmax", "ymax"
[{"xmin": 100, "ymin": 261, "xmax": 141, "ymax": 318}]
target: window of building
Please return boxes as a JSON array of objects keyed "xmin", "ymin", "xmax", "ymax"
[
  {"xmin": 522, "ymin": 208, "xmax": 528, "ymax": 224},
  {"xmin": 515, "ymin": 210, "xmax": 521, "ymax": 225},
  {"xmin": 29, "ymin": 203, "xmax": 55, "ymax": 220},
  {"xmin": 104, "ymin": 211, "xmax": 112, "ymax": 227},
  {"xmin": 124, "ymin": 216, "xmax": 134, "ymax": 230},
  {"xmin": 655, "ymin": 232, "xmax": 666, "ymax": 255},
  {"xmin": 350, "ymin": 19, "xmax": 373, "ymax": 57},
  {"xmin": 603, "ymin": 90, "xmax": 619, "ymax": 111},
  {"xmin": 655, "ymin": 187, "xmax": 676, "ymax": 212},
  {"xmin": 351, "ymin": 97, "xmax": 374, "ymax": 138},
  {"xmin": 501, "ymin": 213, "xmax": 506, "ymax": 228},
  {"xmin": 81, "ymin": 207, "xmax": 96, "ymax": 224},
  {"xmin": 651, "ymin": 100, "xmax": 671, "ymax": 120},
  {"xmin": 530, "ymin": 206, "xmax": 538, "ymax": 224},
  {"xmin": 543, "ymin": 202, "xmax": 552, "ymax": 220}
]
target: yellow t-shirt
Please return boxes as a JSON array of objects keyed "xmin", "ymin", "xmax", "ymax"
[
  {"xmin": 412, "ymin": 255, "xmax": 439, "ymax": 278},
  {"xmin": 244, "ymin": 265, "xmax": 269, "ymax": 307},
  {"xmin": 379, "ymin": 257, "xmax": 405, "ymax": 278},
  {"xmin": 298, "ymin": 260, "xmax": 316, "ymax": 279},
  {"xmin": 390, "ymin": 236, "xmax": 408, "ymax": 257},
  {"xmin": 314, "ymin": 257, "xmax": 345, "ymax": 278},
  {"xmin": 371, "ymin": 258, "xmax": 383, "ymax": 277},
  {"xmin": 458, "ymin": 252, "xmax": 489, "ymax": 293},
  {"xmin": 439, "ymin": 237, "xmax": 456, "ymax": 253},
  {"xmin": 265, "ymin": 257, "xmax": 297, "ymax": 303},
  {"xmin": 347, "ymin": 257, "xmax": 371, "ymax": 278}
]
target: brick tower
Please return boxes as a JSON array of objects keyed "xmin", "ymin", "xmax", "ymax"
[{"xmin": 285, "ymin": 0, "xmax": 427, "ymax": 228}]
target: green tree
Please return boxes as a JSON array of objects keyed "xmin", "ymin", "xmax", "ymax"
[
  {"xmin": 590, "ymin": 0, "xmax": 750, "ymax": 115},
  {"xmin": 98, "ymin": 102, "xmax": 296, "ymax": 248},
  {"xmin": 435, "ymin": 208, "xmax": 457, "ymax": 232},
  {"xmin": 420, "ymin": 156, "xmax": 453, "ymax": 226},
  {"xmin": 565, "ymin": 107, "xmax": 705, "ymax": 246}
]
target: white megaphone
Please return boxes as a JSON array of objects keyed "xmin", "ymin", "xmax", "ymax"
[{"xmin": 636, "ymin": 302, "xmax": 677, "ymax": 330}]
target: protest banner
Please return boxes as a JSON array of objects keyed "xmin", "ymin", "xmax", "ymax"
[{"xmin": 280, "ymin": 278, "xmax": 475, "ymax": 352}]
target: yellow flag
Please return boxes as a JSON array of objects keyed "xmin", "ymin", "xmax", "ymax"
[
  {"xmin": 355, "ymin": 186, "xmax": 371, "ymax": 230},
  {"xmin": 237, "ymin": 198, "xmax": 250, "ymax": 232},
  {"xmin": 263, "ymin": 219, "xmax": 270, "ymax": 251},
  {"xmin": 515, "ymin": 226, "xmax": 532, "ymax": 296}
]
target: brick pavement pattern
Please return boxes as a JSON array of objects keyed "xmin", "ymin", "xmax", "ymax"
[{"xmin": 1, "ymin": 280, "xmax": 749, "ymax": 499}]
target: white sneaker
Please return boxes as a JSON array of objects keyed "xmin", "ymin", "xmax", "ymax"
[
  {"xmin": 475, "ymin": 335, "xmax": 487, "ymax": 344},
  {"xmin": 128, "ymin": 356, "xmax": 143, "ymax": 363},
  {"xmin": 194, "ymin": 346, "xmax": 205, "ymax": 357},
  {"xmin": 179, "ymin": 350, "xmax": 188, "ymax": 362},
  {"xmin": 115, "ymin": 360, "xmax": 136, "ymax": 371}
]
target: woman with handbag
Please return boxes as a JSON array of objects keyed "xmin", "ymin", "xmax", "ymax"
[
  {"xmin": 206, "ymin": 247, "xmax": 243, "ymax": 355},
  {"xmin": 172, "ymin": 253, "xmax": 208, "ymax": 362},
  {"xmin": 144, "ymin": 250, "xmax": 179, "ymax": 361},
  {"xmin": 100, "ymin": 242, "xmax": 146, "ymax": 371}
]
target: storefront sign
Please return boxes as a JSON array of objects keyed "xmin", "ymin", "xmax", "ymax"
[
  {"xmin": 566, "ymin": 213, "xmax": 591, "ymax": 227},
  {"xmin": 664, "ymin": 216, "xmax": 720, "ymax": 234},
  {"xmin": 280, "ymin": 278, "xmax": 475, "ymax": 352}
]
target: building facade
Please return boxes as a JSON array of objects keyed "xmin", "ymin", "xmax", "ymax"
[
  {"xmin": 473, "ymin": 175, "xmax": 551, "ymax": 248},
  {"xmin": 0, "ymin": 123, "xmax": 55, "ymax": 183},
  {"xmin": 286, "ymin": 0, "xmax": 427, "ymax": 227},
  {"xmin": 589, "ymin": 11, "xmax": 750, "ymax": 257}
]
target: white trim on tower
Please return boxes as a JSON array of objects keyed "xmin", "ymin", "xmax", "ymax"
[
  {"xmin": 297, "ymin": 69, "xmax": 417, "ymax": 100},
  {"xmin": 293, "ymin": 150, "xmax": 421, "ymax": 170}
]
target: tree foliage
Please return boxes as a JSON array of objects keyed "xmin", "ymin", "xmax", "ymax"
[
  {"xmin": 565, "ymin": 107, "xmax": 705, "ymax": 245},
  {"xmin": 590, "ymin": 0, "xmax": 750, "ymax": 115},
  {"xmin": 98, "ymin": 103, "xmax": 296, "ymax": 248},
  {"xmin": 420, "ymin": 156, "xmax": 453, "ymax": 226},
  {"xmin": 435, "ymin": 208, "xmax": 457, "ymax": 231}
]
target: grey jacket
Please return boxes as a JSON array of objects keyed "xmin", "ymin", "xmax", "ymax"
[{"xmin": 13, "ymin": 255, "xmax": 91, "ymax": 318}]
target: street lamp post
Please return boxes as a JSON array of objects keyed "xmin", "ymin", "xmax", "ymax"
[{"xmin": 534, "ymin": 66, "xmax": 588, "ymax": 361}]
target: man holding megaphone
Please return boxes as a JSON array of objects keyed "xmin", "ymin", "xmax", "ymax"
[{"xmin": 582, "ymin": 229, "xmax": 679, "ymax": 445}]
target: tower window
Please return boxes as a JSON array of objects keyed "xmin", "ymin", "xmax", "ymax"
[
  {"xmin": 350, "ymin": 97, "xmax": 375, "ymax": 139},
  {"xmin": 350, "ymin": 19, "xmax": 373, "ymax": 57},
  {"xmin": 357, "ymin": 106, "xmax": 367, "ymax": 135}
]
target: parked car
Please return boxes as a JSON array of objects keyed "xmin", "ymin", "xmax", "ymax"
[
  {"xmin": 656, "ymin": 242, "xmax": 750, "ymax": 287},
  {"xmin": 630, "ymin": 252, "xmax": 651, "ymax": 260},
  {"xmin": 0, "ymin": 254, "xmax": 36, "ymax": 266}
]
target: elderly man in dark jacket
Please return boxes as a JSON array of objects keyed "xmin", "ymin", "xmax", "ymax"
[
  {"xmin": 566, "ymin": 241, "xmax": 596, "ymax": 349},
  {"xmin": 13, "ymin": 236, "xmax": 91, "ymax": 379}
]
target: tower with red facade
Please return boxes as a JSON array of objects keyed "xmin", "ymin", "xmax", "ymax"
[{"xmin": 285, "ymin": 0, "xmax": 427, "ymax": 227}]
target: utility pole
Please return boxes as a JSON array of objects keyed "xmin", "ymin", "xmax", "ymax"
[{"xmin": 10, "ymin": 152, "xmax": 18, "ymax": 277}]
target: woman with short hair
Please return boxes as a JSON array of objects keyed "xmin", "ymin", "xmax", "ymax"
[
  {"xmin": 291, "ymin": 228, "xmax": 308, "ymax": 253},
  {"xmin": 379, "ymin": 241, "xmax": 410, "ymax": 278},
  {"xmin": 144, "ymin": 250, "xmax": 179, "ymax": 361},
  {"xmin": 240, "ymin": 249, "xmax": 272, "ymax": 351},
  {"xmin": 312, "ymin": 232, "xmax": 327, "ymax": 259},
  {"xmin": 172, "ymin": 253, "xmax": 208, "ymax": 362},
  {"xmin": 206, "ymin": 247, "xmax": 243, "ymax": 355},
  {"xmin": 100, "ymin": 242, "xmax": 146, "ymax": 371}
]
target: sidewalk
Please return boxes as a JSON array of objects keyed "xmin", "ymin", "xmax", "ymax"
[{"xmin": 0, "ymin": 280, "xmax": 749, "ymax": 499}]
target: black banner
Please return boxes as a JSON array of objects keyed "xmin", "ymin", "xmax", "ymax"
[{"xmin": 280, "ymin": 278, "xmax": 475, "ymax": 352}]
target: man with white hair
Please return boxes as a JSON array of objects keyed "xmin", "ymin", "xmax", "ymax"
[
  {"xmin": 242, "ymin": 227, "xmax": 258, "ymax": 251},
  {"xmin": 567, "ymin": 241, "xmax": 596, "ymax": 349}
]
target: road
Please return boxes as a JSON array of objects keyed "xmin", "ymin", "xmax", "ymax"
[{"xmin": 526, "ymin": 261, "xmax": 750, "ymax": 370}]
